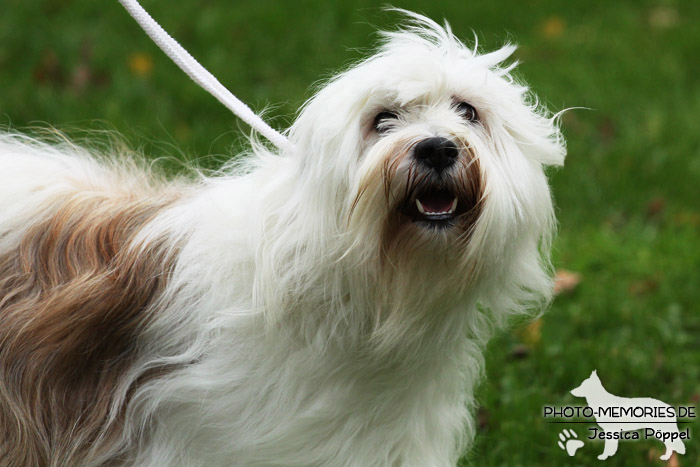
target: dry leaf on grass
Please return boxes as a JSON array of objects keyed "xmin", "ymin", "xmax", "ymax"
[
  {"xmin": 647, "ymin": 448, "xmax": 679, "ymax": 466},
  {"xmin": 649, "ymin": 6, "xmax": 679, "ymax": 30},
  {"xmin": 554, "ymin": 269, "xmax": 581, "ymax": 295},
  {"xmin": 539, "ymin": 16, "xmax": 566, "ymax": 39},
  {"xmin": 646, "ymin": 197, "xmax": 666, "ymax": 219},
  {"xmin": 128, "ymin": 52, "xmax": 154, "ymax": 77},
  {"xmin": 628, "ymin": 278, "xmax": 659, "ymax": 296},
  {"xmin": 520, "ymin": 319, "xmax": 542, "ymax": 347}
]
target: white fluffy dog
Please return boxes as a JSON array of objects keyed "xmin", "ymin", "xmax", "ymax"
[{"xmin": 0, "ymin": 12, "xmax": 565, "ymax": 467}]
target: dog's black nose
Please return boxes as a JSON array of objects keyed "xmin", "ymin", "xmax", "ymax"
[{"xmin": 413, "ymin": 137, "xmax": 458, "ymax": 172}]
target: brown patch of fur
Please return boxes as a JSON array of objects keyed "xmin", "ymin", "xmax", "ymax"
[
  {"xmin": 349, "ymin": 139, "xmax": 413, "ymax": 221},
  {"xmin": 454, "ymin": 153, "xmax": 484, "ymax": 238},
  {"xmin": 0, "ymin": 188, "xmax": 181, "ymax": 466}
]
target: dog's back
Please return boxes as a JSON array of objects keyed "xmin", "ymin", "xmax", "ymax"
[{"xmin": 0, "ymin": 135, "xmax": 181, "ymax": 465}]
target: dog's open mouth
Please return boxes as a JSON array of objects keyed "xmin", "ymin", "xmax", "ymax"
[{"xmin": 402, "ymin": 188, "xmax": 465, "ymax": 225}]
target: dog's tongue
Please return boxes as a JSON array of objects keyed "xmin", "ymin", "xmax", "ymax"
[{"xmin": 417, "ymin": 191, "xmax": 456, "ymax": 213}]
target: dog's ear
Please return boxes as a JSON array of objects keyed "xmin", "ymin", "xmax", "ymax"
[
  {"xmin": 591, "ymin": 369, "xmax": 598, "ymax": 379},
  {"xmin": 502, "ymin": 110, "xmax": 566, "ymax": 168}
]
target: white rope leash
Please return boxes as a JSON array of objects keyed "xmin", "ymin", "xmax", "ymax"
[{"xmin": 117, "ymin": 0, "xmax": 292, "ymax": 152}]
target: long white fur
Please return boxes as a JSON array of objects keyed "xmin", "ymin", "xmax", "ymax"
[{"xmin": 0, "ymin": 12, "xmax": 564, "ymax": 467}]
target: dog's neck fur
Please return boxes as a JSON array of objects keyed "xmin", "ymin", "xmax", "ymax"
[{"xmin": 118, "ymin": 166, "xmax": 484, "ymax": 465}]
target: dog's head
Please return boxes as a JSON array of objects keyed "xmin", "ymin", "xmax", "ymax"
[{"xmin": 286, "ymin": 12, "xmax": 565, "ymax": 319}]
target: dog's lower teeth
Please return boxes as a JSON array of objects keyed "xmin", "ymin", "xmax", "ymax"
[{"xmin": 415, "ymin": 197, "xmax": 458, "ymax": 217}]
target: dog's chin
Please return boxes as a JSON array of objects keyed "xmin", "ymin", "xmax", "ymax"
[
  {"xmin": 375, "ymin": 185, "xmax": 481, "ymax": 258},
  {"xmin": 400, "ymin": 187, "xmax": 467, "ymax": 229},
  {"xmin": 392, "ymin": 170, "xmax": 483, "ymax": 237}
]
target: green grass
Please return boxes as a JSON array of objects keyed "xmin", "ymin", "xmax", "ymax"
[{"xmin": 1, "ymin": 0, "xmax": 699, "ymax": 465}]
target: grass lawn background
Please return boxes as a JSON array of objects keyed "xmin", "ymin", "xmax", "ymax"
[{"xmin": 1, "ymin": 0, "xmax": 698, "ymax": 465}]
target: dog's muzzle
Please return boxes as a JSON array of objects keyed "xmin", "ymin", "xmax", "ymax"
[{"xmin": 399, "ymin": 136, "xmax": 480, "ymax": 228}]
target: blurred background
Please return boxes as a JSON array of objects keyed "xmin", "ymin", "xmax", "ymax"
[{"xmin": 1, "ymin": 0, "xmax": 698, "ymax": 464}]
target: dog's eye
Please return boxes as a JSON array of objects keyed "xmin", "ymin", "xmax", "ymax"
[
  {"xmin": 455, "ymin": 102, "xmax": 478, "ymax": 123},
  {"xmin": 373, "ymin": 111, "xmax": 399, "ymax": 134}
]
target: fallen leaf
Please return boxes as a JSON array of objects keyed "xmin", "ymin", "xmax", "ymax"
[
  {"xmin": 539, "ymin": 16, "xmax": 566, "ymax": 39},
  {"xmin": 646, "ymin": 197, "xmax": 666, "ymax": 219},
  {"xmin": 554, "ymin": 270, "xmax": 581, "ymax": 295},
  {"xmin": 647, "ymin": 447, "xmax": 660, "ymax": 462},
  {"xmin": 647, "ymin": 448, "xmax": 679, "ymax": 465},
  {"xmin": 69, "ymin": 39, "xmax": 103, "ymax": 93},
  {"xmin": 628, "ymin": 278, "xmax": 659, "ymax": 296},
  {"xmin": 520, "ymin": 319, "xmax": 542, "ymax": 347},
  {"xmin": 673, "ymin": 211, "xmax": 700, "ymax": 228},
  {"xmin": 71, "ymin": 64, "xmax": 92, "ymax": 92},
  {"xmin": 597, "ymin": 117, "xmax": 616, "ymax": 144},
  {"xmin": 33, "ymin": 50, "xmax": 65, "ymax": 86},
  {"xmin": 128, "ymin": 52, "xmax": 154, "ymax": 77},
  {"xmin": 649, "ymin": 6, "xmax": 679, "ymax": 30}
]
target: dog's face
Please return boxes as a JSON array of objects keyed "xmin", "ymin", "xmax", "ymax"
[
  {"xmin": 289, "ymin": 15, "xmax": 564, "ymax": 302},
  {"xmin": 355, "ymin": 91, "xmax": 485, "ymax": 246}
]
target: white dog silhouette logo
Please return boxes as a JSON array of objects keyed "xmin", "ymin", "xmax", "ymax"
[{"xmin": 571, "ymin": 370, "xmax": 686, "ymax": 461}]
